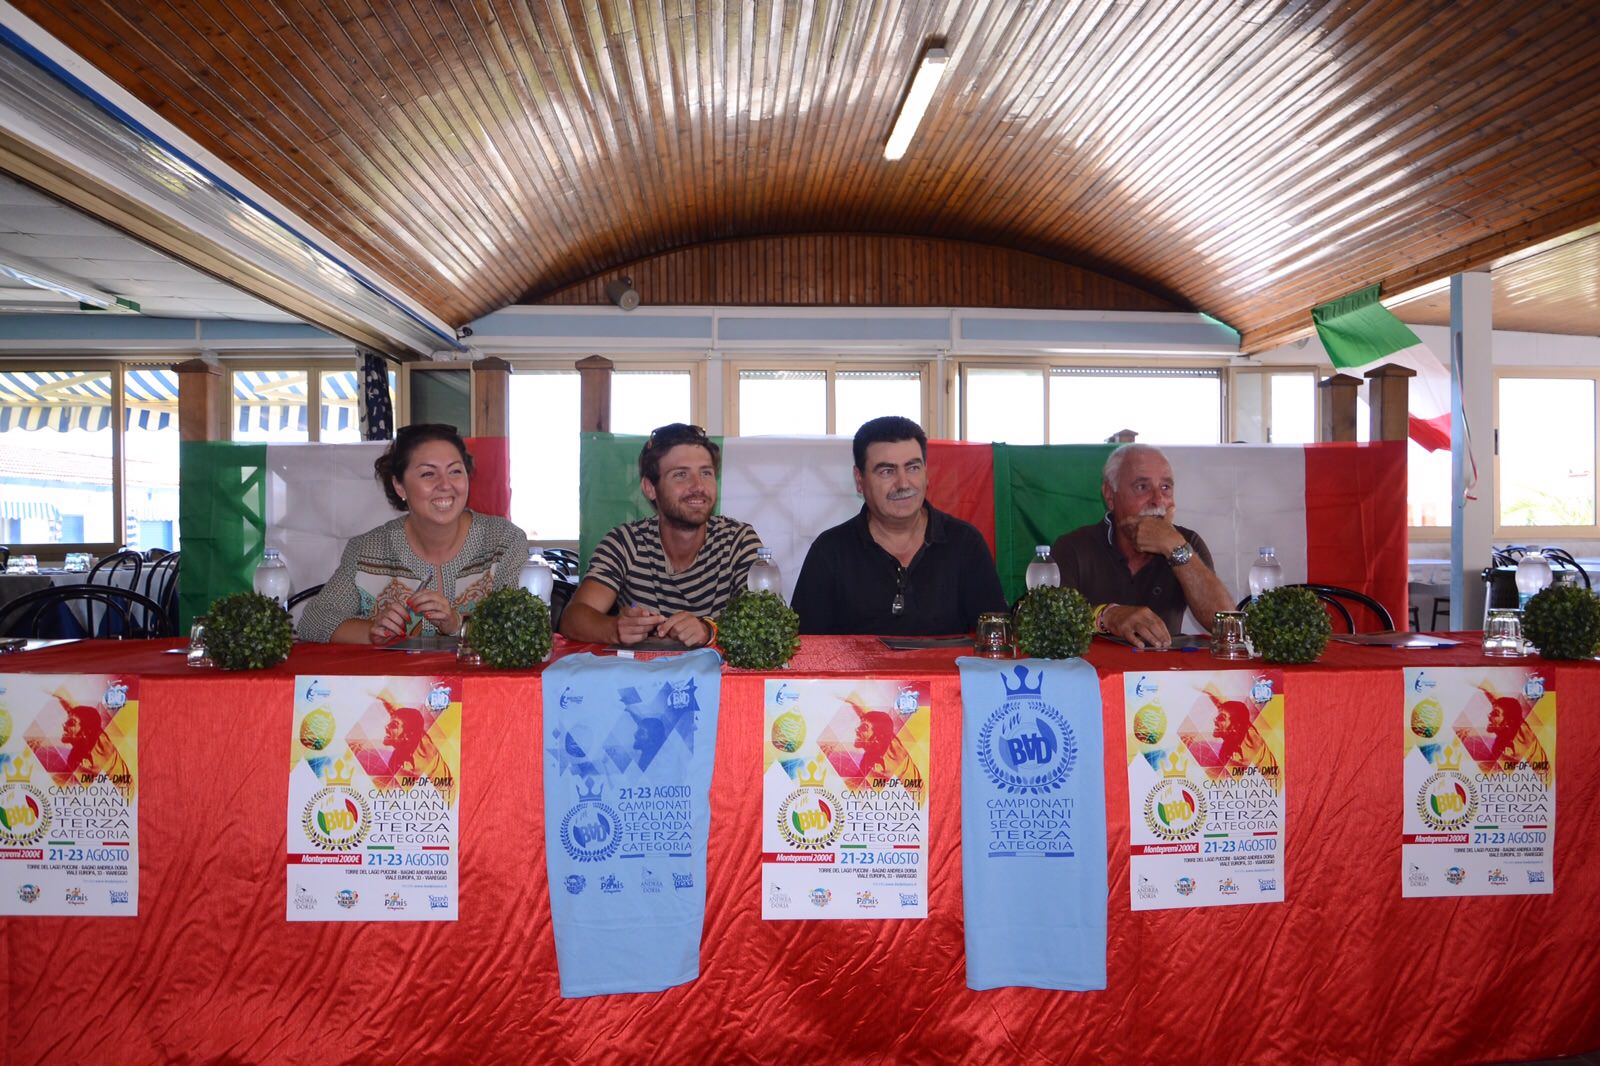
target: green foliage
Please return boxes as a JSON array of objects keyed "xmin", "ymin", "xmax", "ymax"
[
  {"xmin": 1245, "ymin": 586, "xmax": 1331, "ymax": 664},
  {"xmin": 718, "ymin": 590, "xmax": 800, "ymax": 670},
  {"xmin": 1522, "ymin": 583, "xmax": 1600, "ymax": 660},
  {"xmin": 464, "ymin": 587, "xmax": 552, "ymax": 669},
  {"xmin": 201, "ymin": 591, "xmax": 293, "ymax": 671},
  {"xmin": 1014, "ymin": 586, "xmax": 1094, "ymax": 660}
]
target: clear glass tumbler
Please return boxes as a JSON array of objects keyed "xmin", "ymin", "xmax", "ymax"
[
  {"xmin": 1211, "ymin": 611, "xmax": 1251, "ymax": 660},
  {"xmin": 1482, "ymin": 609, "xmax": 1525, "ymax": 658}
]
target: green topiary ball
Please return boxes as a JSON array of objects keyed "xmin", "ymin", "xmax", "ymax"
[
  {"xmin": 1245, "ymin": 585, "xmax": 1331, "ymax": 664},
  {"xmin": 1014, "ymin": 586, "xmax": 1094, "ymax": 660},
  {"xmin": 1522, "ymin": 583, "xmax": 1600, "ymax": 660},
  {"xmin": 718, "ymin": 590, "xmax": 800, "ymax": 670},
  {"xmin": 201, "ymin": 591, "xmax": 294, "ymax": 671},
  {"xmin": 464, "ymin": 587, "xmax": 552, "ymax": 669}
]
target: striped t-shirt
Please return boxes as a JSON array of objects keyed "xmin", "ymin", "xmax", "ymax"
[{"xmin": 585, "ymin": 514, "xmax": 762, "ymax": 618}]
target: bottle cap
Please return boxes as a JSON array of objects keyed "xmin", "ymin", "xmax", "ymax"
[
  {"xmin": 263, "ymin": 548, "xmax": 281, "ymax": 561},
  {"xmin": 1035, "ymin": 545, "xmax": 1050, "ymax": 553}
]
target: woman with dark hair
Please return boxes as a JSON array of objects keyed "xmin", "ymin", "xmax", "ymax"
[{"xmin": 297, "ymin": 424, "xmax": 528, "ymax": 644}]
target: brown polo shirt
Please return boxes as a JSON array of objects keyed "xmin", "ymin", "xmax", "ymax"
[{"xmin": 1049, "ymin": 515, "xmax": 1215, "ymax": 634}]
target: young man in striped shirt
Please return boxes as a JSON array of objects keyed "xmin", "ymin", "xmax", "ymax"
[{"xmin": 560, "ymin": 423, "xmax": 763, "ymax": 648}]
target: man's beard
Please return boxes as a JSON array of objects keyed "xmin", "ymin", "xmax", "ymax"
[
  {"xmin": 1138, "ymin": 506, "xmax": 1170, "ymax": 519},
  {"xmin": 658, "ymin": 494, "xmax": 712, "ymax": 530}
]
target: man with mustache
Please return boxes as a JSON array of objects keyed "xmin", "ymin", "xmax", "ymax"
[
  {"xmin": 562, "ymin": 423, "xmax": 763, "ymax": 647},
  {"xmin": 792, "ymin": 416, "xmax": 1005, "ymax": 634},
  {"xmin": 1050, "ymin": 443, "xmax": 1232, "ymax": 648}
]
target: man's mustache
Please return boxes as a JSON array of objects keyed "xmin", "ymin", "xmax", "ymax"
[{"xmin": 1138, "ymin": 506, "xmax": 1170, "ymax": 518}]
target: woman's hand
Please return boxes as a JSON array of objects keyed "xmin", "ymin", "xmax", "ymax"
[
  {"xmin": 367, "ymin": 599, "xmax": 414, "ymax": 644},
  {"xmin": 407, "ymin": 588, "xmax": 462, "ymax": 636}
]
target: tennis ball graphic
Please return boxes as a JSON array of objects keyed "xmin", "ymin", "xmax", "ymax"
[
  {"xmin": 300, "ymin": 709, "xmax": 336, "ymax": 750},
  {"xmin": 771, "ymin": 711, "xmax": 805, "ymax": 753},
  {"xmin": 1132, "ymin": 704, "xmax": 1167, "ymax": 744}
]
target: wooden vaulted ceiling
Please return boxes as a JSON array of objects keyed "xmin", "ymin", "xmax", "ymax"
[{"xmin": 15, "ymin": 0, "xmax": 1600, "ymax": 350}]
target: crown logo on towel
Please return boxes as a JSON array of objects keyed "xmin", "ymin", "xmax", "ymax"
[
  {"xmin": 1001, "ymin": 666, "xmax": 1043, "ymax": 698},
  {"xmin": 798, "ymin": 758, "xmax": 829, "ymax": 789},
  {"xmin": 4, "ymin": 748, "xmax": 34, "ymax": 783},
  {"xmin": 325, "ymin": 753, "xmax": 357, "ymax": 787},
  {"xmin": 1161, "ymin": 748, "xmax": 1191, "ymax": 779}
]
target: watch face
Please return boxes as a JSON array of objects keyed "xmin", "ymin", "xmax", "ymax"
[{"xmin": 1170, "ymin": 544, "xmax": 1193, "ymax": 566}]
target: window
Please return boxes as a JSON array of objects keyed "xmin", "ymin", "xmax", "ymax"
[
  {"xmin": 1498, "ymin": 375, "xmax": 1596, "ymax": 529},
  {"xmin": 729, "ymin": 364, "xmax": 926, "ymax": 435},
  {"xmin": 1354, "ymin": 395, "xmax": 1453, "ymax": 529},
  {"xmin": 0, "ymin": 363, "xmax": 178, "ymax": 551},
  {"xmin": 231, "ymin": 364, "xmax": 395, "ymax": 442},
  {"xmin": 959, "ymin": 364, "xmax": 1223, "ymax": 445},
  {"xmin": 738, "ymin": 369, "xmax": 826, "ymax": 434},
  {"xmin": 509, "ymin": 370, "xmax": 581, "ymax": 542},
  {"xmin": 1232, "ymin": 369, "xmax": 1317, "ymax": 444},
  {"xmin": 613, "ymin": 370, "xmax": 692, "ymax": 434},
  {"xmin": 964, "ymin": 367, "xmax": 1044, "ymax": 444},
  {"xmin": 1050, "ymin": 367, "xmax": 1221, "ymax": 444}
]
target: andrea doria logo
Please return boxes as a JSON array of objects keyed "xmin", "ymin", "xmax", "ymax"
[{"xmin": 977, "ymin": 666, "xmax": 1078, "ymax": 795}]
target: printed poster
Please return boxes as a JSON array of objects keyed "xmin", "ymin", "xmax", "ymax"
[
  {"xmin": 762, "ymin": 679, "xmax": 929, "ymax": 920},
  {"xmin": 0, "ymin": 673, "xmax": 138, "ymax": 916},
  {"xmin": 1403, "ymin": 666, "xmax": 1554, "ymax": 897},
  {"xmin": 1126, "ymin": 669, "xmax": 1286, "ymax": 910},
  {"xmin": 288, "ymin": 675, "xmax": 461, "ymax": 921}
]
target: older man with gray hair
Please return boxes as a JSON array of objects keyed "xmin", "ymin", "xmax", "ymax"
[{"xmin": 1049, "ymin": 443, "xmax": 1233, "ymax": 648}]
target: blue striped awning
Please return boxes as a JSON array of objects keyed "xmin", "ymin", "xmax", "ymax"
[
  {"xmin": 0, "ymin": 369, "xmax": 361, "ymax": 433},
  {"xmin": 0, "ymin": 369, "xmax": 177, "ymax": 431},
  {"xmin": 233, "ymin": 370, "xmax": 356, "ymax": 434},
  {"xmin": 0, "ymin": 499, "xmax": 59, "ymax": 519}
]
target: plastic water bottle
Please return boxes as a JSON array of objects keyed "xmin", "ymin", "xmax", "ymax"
[
  {"xmin": 1248, "ymin": 547, "xmax": 1283, "ymax": 599},
  {"xmin": 1515, "ymin": 552, "xmax": 1553, "ymax": 608},
  {"xmin": 747, "ymin": 548, "xmax": 782, "ymax": 596},
  {"xmin": 519, "ymin": 549, "xmax": 555, "ymax": 604},
  {"xmin": 1025, "ymin": 545, "xmax": 1060, "ymax": 590},
  {"xmin": 253, "ymin": 548, "xmax": 291, "ymax": 609}
]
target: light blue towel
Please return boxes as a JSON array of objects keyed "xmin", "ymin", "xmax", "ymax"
[
  {"xmin": 958, "ymin": 656, "xmax": 1108, "ymax": 991},
  {"xmin": 543, "ymin": 649, "xmax": 723, "ymax": 997}
]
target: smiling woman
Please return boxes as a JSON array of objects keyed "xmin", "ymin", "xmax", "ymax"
[{"xmin": 295, "ymin": 423, "xmax": 529, "ymax": 644}]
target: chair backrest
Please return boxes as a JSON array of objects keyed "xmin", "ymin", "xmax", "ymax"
[
  {"xmin": 142, "ymin": 551, "xmax": 182, "ymax": 632},
  {"xmin": 540, "ymin": 548, "xmax": 581, "ymax": 578},
  {"xmin": 287, "ymin": 583, "xmax": 325, "ymax": 626},
  {"xmin": 1539, "ymin": 547, "xmax": 1590, "ymax": 589},
  {"xmin": 0, "ymin": 584, "xmax": 176, "ymax": 639},
  {"xmin": 1238, "ymin": 583, "xmax": 1396, "ymax": 633},
  {"xmin": 88, "ymin": 549, "xmax": 144, "ymax": 590}
]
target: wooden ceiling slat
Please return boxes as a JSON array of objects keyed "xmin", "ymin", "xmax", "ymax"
[{"xmin": 11, "ymin": 0, "xmax": 1600, "ymax": 339}]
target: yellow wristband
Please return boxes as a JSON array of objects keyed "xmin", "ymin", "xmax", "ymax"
[{"xmin": 703, "ymin": 617, "xmax": 719, "ymax": 646}]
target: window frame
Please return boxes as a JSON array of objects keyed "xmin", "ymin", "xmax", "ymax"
[
  {"xmin": 1492, "ymin": 367, "xmax": 1600, "ymax": 541},
  {"xmin": 226, "ymin": 354, "xmax": 394, "ymax": 443},
  {"xmin": 0, "ymin": 355, "xmax": 183, "ymax": 558},
  {"xmin": 954, "ymin": 356, "xmax": 1230, "ymax": 444},
  {"xmin": 1228, "ymin": 365, "xmax": 1322, "ymax": 444},
  {"xmin": 722, "ymin": 357, "xmax": 932, "ymax": 436}
]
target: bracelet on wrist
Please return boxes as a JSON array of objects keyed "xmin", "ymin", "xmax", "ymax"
[{"xmin": 703, "ymin": 616, "xmax": 719, "ymax": 646}]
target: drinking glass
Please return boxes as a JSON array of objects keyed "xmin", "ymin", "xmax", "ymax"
[
  {"xmin": 1482, "ymin": 609, "xmax": 1525, "ymax": 658},
  {"xmin": 456, "ymin": 630, "xmax": 483, "ymax": 667},
  {"xmin": 20, "ymin": 555, "xmax": 38, "ymax": 574},
  {"xmin": 974, "ymin": 612, "xmax": 1015, "ymax": 657},
  {"xmin": 185, "ymin": 621, "xmax": 214, "ymax": 668},
  {"xmin": 1211, "ymin": 611, "xmax": 1251, "ymax": 660}
]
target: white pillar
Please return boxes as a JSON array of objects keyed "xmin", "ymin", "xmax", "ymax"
[{"xmin": 1449, "ymin": 271, "xmax": 1493, "ymax": 628}]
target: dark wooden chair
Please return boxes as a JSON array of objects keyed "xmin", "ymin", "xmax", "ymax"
[
  {"xmin": 142, "ymin": 551, "xmax": 181, "ymax": 633},
  {"xmin": 87, "ymin": 549, "xmax": 144, "ymax": 591},
  {"xmin": 0, "ymin": 585, "xmax": 176, "ymax": 639},
  {"xmin": 1239, "ymin": 583, "xmax": 1395, "ymax": 633}
]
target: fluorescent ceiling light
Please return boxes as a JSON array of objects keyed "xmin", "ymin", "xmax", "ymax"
[{"xmin": 885, "ymin": 48, "xmax": 949, "ymax": 161}]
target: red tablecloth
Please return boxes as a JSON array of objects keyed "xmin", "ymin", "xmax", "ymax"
[{"xmin": 1, "ymin": 635, "xmax": 1595, "ymax": 1064}]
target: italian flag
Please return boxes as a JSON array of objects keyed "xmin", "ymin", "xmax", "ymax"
[
  {"xmin": 177, "ymin": 439, "xmax": 509, "ymax": 628},
  {"xmin": 1313, "ymin": 285, "xmax": 1451, "ymax": 452},
  {"xmin": 581, "ymin": 434, "xmax": 1409, "ymax": 626},
  {"xmin": 179, "ymin": 434, "xmax": 1407, "ymax": 630}
]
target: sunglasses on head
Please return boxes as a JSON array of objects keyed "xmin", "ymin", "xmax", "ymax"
[{"xmin": 647, "ymin": 423, "xmax": 709, "ymax": 446}]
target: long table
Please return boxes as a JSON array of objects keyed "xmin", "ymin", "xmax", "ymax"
[{"xmin": 1, "ymin": 636, "xmax": 1595, "ymax": 1064}]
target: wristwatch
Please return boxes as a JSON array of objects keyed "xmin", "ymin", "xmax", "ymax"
[{"xmin": 1168, "ymin": 542, "xmax": 1194, "ymax": 567}]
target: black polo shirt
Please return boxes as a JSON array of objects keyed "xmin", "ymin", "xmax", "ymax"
[
  {"xmin": 1049, "ymin": 515, "xmax": 1215, "ymax": 634},
  {"xmin": 791, "ymin": 504, "xmax": 1008, "ymax": 635}
]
